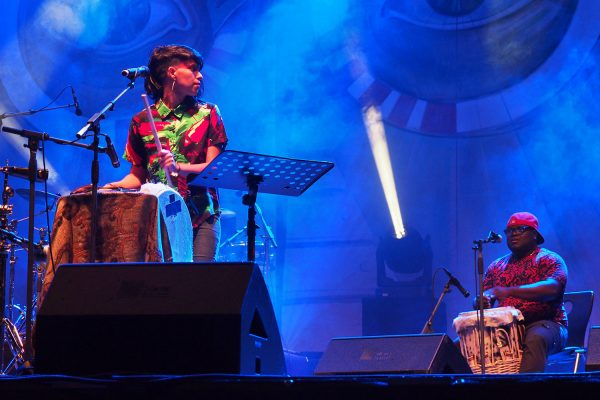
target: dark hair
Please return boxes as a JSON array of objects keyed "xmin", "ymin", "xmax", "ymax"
[{"xmin": 144, "ymin": 44, "xmax": 204, "ymax": 101}]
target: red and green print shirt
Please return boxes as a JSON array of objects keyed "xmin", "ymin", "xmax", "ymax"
[
  {"xmin": 483, "ymin": 247, "xmax": 568, "ymax": 327},
  {"xmin": 124, "ymin": 97, "xmax": 228, "ymax": 226}
]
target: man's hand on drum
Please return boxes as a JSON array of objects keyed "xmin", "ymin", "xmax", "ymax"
[
  {"xmin": 473, "ymin": 286, "xmax": 512, "ymax": 309},
  {"xmin": 473, "ymin": 294, "xmax": 493, "ymax": 309},
  {"xmin": 158, "ymin": 149, "xmax": 178, "ymax": 175},
  {"xmin": 485, "ymin": 286, "xmax": 512, "ymax": 301}
]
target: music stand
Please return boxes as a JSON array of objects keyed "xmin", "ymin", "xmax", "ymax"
[{"xmin": 190, "ymin": 150, "xmax": 334, "ymax": 262}]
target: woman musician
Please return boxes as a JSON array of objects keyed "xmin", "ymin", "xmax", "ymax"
[{"xmin": 107, "ymin": 44, "xmax": 228, "ymax": 261}]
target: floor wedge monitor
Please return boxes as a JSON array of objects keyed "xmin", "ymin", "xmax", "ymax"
[
  {"xmin": 315, "ymin": 333, "xmax": 471, "ymax": 374},
  {"xmin": 586, "ymin": 326, "xmax": 600, "ymax": 371},
  {"xmin": 35, "ymin": 262, "xmax": 285, "ymax": 376}
]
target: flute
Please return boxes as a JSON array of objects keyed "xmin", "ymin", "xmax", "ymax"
[{"xmin": 141, "ymin": 94, "xmax": 176, "ymax": 188}]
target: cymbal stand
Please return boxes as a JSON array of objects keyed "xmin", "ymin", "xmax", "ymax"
[
  {"xmin": 1, "ymin": 167, "xmax": 24, "ymax": 374},
  {"xmin": 220, "ymin": 225, "xmax": 248, "ymax": 249},
  {"xmin": 0, "ymin": 170, "xmax": 10, "ymax": 372},
  {"xmin": 0, "ymin": 222, "xmax": 47, "ymax": 374},
  {"xmin": 254, "ymin": 202, "xmax": 278, "ymax": 294},
  {"xmin": 0, "ymin": 129, "xmax": 46, "ymax": 367},
  {"xmin": 219, "ymin": 201, "xmax": 278, "ymax": 267},
  {"xmin": 0, "ymin": 229, "xmax": 45, "ymax": 375}
]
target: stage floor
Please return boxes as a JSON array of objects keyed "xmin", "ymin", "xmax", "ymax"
[{"xmin": 1, "ymin": 372, "xmax": 600, "ymax": 399}]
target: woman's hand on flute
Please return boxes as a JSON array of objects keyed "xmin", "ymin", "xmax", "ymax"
[{"xmin": 158, "ymin": 149, "xmax": 178, "ymax": 175}]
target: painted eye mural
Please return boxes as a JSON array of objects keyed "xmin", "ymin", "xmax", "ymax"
[{"xmin": 346, "ymin": 0, "xmax": 597, "ymax": 136}]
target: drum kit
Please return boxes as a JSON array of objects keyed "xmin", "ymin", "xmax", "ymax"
[
  {"xmin": 1, "ymin": 165, "xmax": 57, "ymax": 374},
  {"xmin": 218, "ymin": 202, "xmax": 278, "ymax": 294}
]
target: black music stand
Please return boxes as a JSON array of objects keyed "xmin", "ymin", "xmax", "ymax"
[{"xmin": 190, "ymin": 150, "xmax": 334, "ymax": 262}]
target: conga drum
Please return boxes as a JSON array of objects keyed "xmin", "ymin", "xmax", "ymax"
[{"xmin": 453, "ymin": 306, "xmax": 525, "ymax": 374}]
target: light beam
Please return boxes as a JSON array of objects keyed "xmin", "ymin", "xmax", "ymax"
[{"xmin": 362, "ymin": 105, "xmax": 405, "ymax": 239}]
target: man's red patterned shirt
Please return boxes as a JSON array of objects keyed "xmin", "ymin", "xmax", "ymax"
[{"xmin": 483, "ymin": 247, "xmax": 568, "ymax": 327}]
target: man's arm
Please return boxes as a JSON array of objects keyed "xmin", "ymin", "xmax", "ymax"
[{"xmin": 485, "ymin": 278, "xmax": 562, "ymax": 302}]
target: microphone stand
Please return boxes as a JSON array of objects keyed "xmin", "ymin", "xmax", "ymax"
[
  {"xmin": 472, "ymin": 235, "xmax": 497, "ymax": 374},
  {"xmin": 0, "ymin": 126, "xmax": 117, "ymax": 365},
  {"xmin": 421, "ymin": 279, "xmax": 451, "ymax": 334},
  {"xmin": 74, "ymin": 78, "xmax": 136, "ymax": 262},
  {"xmin": 0, "ymin": 104, "xmax": 76, "ymax": 125}
]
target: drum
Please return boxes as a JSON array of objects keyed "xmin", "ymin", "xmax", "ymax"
[
  {"xmin": 453, "ymin": 306, "xmax": 525, "ymax": 374},
  {"xmin": 218, "ymin": 240, "xmax": 274, "ymax": 266}
]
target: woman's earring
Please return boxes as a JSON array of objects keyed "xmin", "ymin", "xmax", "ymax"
[{"xmin": 171, "ymin": 79, "xmax": 176, "ymax": 93}]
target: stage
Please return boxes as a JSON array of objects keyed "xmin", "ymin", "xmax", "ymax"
[
  {"xmin": 1, "ymin": 372, "xmax": 600, "ymax": 399},
  {"xmin": 2, "ymin": 3, "xmax": 600, "ymax": 399}
]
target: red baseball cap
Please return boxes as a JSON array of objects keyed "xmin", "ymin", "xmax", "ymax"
[{"xmin": 506, "ymin": 212, "xmax": 544, "ymax": 244}]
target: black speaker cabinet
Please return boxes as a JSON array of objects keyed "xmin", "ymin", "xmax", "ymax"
[
  {"xmin": 35, "ymin": 262, "xmax": 285, "ymax": 376},
  {"xmin": 586, "ymin": 326, "xmax": 600, "ymax": 371},
  {"xmin": 315, "ymin": 334, "xmax": 471, "ymax": 375}
]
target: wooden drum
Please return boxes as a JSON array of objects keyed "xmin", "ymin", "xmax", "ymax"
[{"xmin": 453, "ymin": 306, "xmax": 525, "ymax": 374}]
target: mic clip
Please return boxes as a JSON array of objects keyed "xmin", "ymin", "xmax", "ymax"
[{"xmin": 484, "ymin": 230, "xmax": 503, "ymax": 244}]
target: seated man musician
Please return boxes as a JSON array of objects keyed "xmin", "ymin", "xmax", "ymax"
[{"xmin": 479, "ymin": 212, "xmax": 568, "ymax": 372}]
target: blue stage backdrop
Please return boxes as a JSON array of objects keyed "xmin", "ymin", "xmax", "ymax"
[{"xmin": 1, "ymin": 0, "xmax": 599, "ymax": 355}]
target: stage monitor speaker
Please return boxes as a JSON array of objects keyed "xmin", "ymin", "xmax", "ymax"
[
  {"xmin": 314, "ymin": 334, "xmax": 471, "ymax": 375},
  {"xmin": 35, "ymin": 262, "xmax": 285, "ymax": 376},
  {"xmin": 585, "ymin": 326, "xmax": 600, "ymax": 371}
]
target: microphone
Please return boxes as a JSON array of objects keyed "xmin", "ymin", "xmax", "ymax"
[
  {"xmin": 442, "ymin": 268, "xmax": 470, "ymax": 298},
  {"xmin": 486, "ymin": 230, "xmax": 503, "ymax": 244},
  {"xmin": 121, "ymin": 66, "xmax": 149, "ymax": 79},
  {"xmin": 104, "ymin": 136, "xmax": 120, "ymax": 168},
  {"xmin": 71, "ymin": 86, "xmax": 82, "ymax": 116}
]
